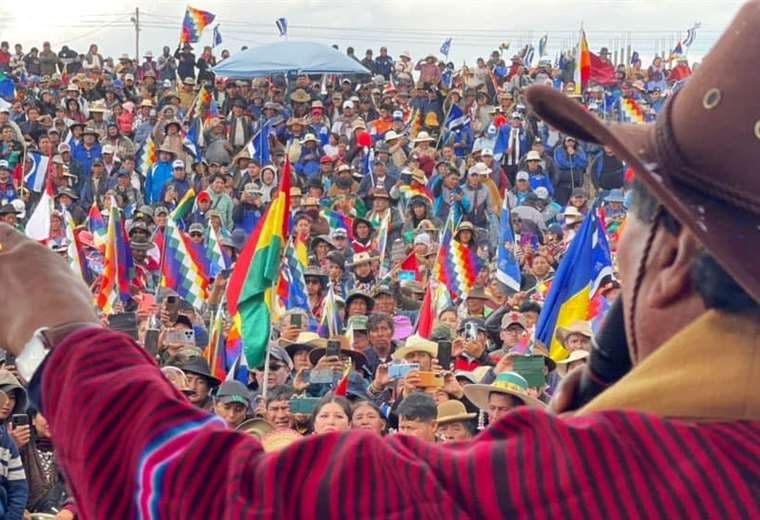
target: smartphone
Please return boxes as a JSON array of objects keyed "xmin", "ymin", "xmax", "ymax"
[
  {"xmin": 464, "ymin": 321, "xmax": 478, "ymax": 342},
  {"xmin": 166, "ymin": 329, "xmax": 196, "ymax": 345},
  {"xmin": 437, "ymin": 340, "xmax": 452, "ymax": 370},
  {"xmin": 4, "ymin": 352, "xmax": 15, "ymax": 367},
  {"xmin": 144, "ymin": 327, "xmax": 160, "ymax": 356},
  {"xmin": 290, "ymin": 313, "xmax": 302, "ymax": 328},
  {"xmin": 388, "ymin": 362, "xmax": 419, "ymax": 380},
  {"xmin": 325, "ymin": 340, "xmax": 341, "ymax": 358},
  {"xmin": 302, "ymin": 368, "xmax": 338, "ymax": 384},
  {"xmin": 11, "ymin": 414, "xmax": 29, "ymax": 428},
  {"xmin": 398, "ymin": 270, "xmax": 416, "ymax": 282},
  {"xmin": 288, "ymin": 397, "xmax": 321, "ymax": 414},
  {"xmin": 109, "ymin": 311, "xmax": 138, "ymax": 340},
  {"xmin": 165, "ymin": 296, "xmax": 179, "ymax": 323}
]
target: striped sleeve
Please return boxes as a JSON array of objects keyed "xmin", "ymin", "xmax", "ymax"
[
  {"xmin": 43, "ymin": 328, "xmax": 760, "ymax": 519},
  {"xmin": 6, "ymin": 454, "xmax": 25, "ymax": 481}
]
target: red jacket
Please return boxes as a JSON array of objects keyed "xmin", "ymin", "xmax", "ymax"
[{"xmin": 42, "ymin": 328, "xmax": 760, "ymax": 518}]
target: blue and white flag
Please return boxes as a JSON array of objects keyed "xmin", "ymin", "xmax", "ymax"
[
  {"xmin": 212, "ymin": 25, "xmax": 223, "ymax": 47},
  {"xmin": 524, "ymin": 45, "xmax": 535, "ymax": 67},
  {"xmin": 182, "ymin": 120, "xmax": 201, "ymax": 160},
  {"xmin": 538, "ymin": 35, "xmax": 548, "ymax": 57},
  {"xmin": 363, "ymin": 146, "xmax": 374, "ymax": 183},
  {"xmin": 25, "ymin": 152, "xmax": 50, "ymax": 193},
  {"xmin": 225, "ymin": 353, "xmax": 249, "ymax": 385},
  {"xmin": 444, "ymin": 104, "xmax": 470, "ymax": 132},
  {"xmin": 683, "ymin": 22, "xmax": 700, "ymax": 48},
  {"xmin": 247, "ymin": 119, "xmax": 272, "ymax": 165},
  {"xmin": 440, "ymin": 38, "xmax": 452, "ymax": 58},
  {"xmin": 496, "ymin": 197, "xmax": 521, "ymax": 292},
  {"xmin": 275, "ymin": 17, "xmax": 288, "ymax": 37}
]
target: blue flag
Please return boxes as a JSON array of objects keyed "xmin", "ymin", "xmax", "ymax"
[
  {"xmin": 364, "ymin": 146, "xmax": 375, "ymax": 184},
  {"xmin": 492, "ymin": 125, "xmax": 509, "ymax": 161},
  {"xmin": 0, "ymin": 74, "xmax": 15, "ymax": 100},
  {"xmin": 440, "ymin": 38, "xmax": 452, "ymax": 57},
  {"xmin": 182, "ymin": 120, "xmax": 201, "ymax": 160},
  {"xmin": 444, "ymin": 104, "xmax": 470, "ymax": 132},
  {"xmin": 535, "ymin": 208, "xmax": 613, "ymax": 360},
  {"xmin": 496, "ymin": 197, "xmax": 521, "ymax": 292},
  {"xmin": 213, "ymin": 25, "xmax": 223, "ymax": 47},
  {"xmin": 247, "ymin": 120, "xmax": 272, "ymax": 165},
  {"xmin": 275, "ymin": 17, "xmax": 288, "ymax": 37}
]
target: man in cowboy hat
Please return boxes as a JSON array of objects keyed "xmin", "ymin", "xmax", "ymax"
[
  {"xmin": 436, "ymin": 400, "xmax": 477, "ymax": 442},
  {"xmin": 555, "ymin": 320, "xmax": 593, "ymax": 355},
  {"xmin": 177, "ymin": 357, "xmax": 221, "ymax": 411},
  {"xmin": 3, "ymin": 4, "xmax": 760, "ymax": 517},
  {"xmin": 463, "ymin": 371, "xmax": 544, "ymax": 424}
]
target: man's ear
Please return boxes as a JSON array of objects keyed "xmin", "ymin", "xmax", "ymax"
[{"xmin": 645, "ymin": 227, "xmax": 702, "ymax": 309}]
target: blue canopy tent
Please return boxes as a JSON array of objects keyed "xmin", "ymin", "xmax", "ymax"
[{"xmin": 212, "ymin": 41, "xmax": 371, "ymax": 79}]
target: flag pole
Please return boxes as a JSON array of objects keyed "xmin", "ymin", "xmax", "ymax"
[{"xmin": 435, "ymin": 99, "xmax": 455, "ymax": 151}]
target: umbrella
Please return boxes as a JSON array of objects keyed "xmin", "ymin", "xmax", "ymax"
[{"xmin": 212, "ymin": 41, "xmax": 371, "ymax": 79}]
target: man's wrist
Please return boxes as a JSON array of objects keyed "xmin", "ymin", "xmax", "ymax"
[{"xmin": 16, "ymin": 322, "xmax": 101, "ymax": 382}]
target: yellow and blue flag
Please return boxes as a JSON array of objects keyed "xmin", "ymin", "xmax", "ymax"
[{"xmin": 535, "ymin": 208, "xmax": 613, "ymax": 361}]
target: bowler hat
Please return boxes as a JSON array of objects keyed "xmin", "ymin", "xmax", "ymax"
[{"xmin": 180, "ymin": 357, "xmax": 221, "ymax": 387}]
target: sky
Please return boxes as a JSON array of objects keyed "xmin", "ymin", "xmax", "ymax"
[{"xmin": 0, "ymin": 0, "xmax": 746, "ymax": 66}]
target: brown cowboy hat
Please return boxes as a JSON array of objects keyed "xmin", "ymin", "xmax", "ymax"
[{"xmin": 525, "ymin": 1, "xmax": 760, "ymax": 304}]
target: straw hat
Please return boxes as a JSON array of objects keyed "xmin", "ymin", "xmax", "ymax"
[
  {"xmin": 463, "ymin": 372, "xmax": 544, "ymax": 410},
  {"xmin": 392, "ymin": 334, "xmax": 438, "ymax": 361},
  {"xmin": 555, "ymin": 350, "xmax": 590, "ymax": 378},
  {"xmin": 436, "ymin": 400, "xmax": 477, "ymax": 425},
  {"xmin": 555, "ymin": 320, "xmax": 593, "ymax": 346},
  {"xmin": 235, "ymin": 418, "xmax": 275, "ymax": 440},
  {"xmin": 413, "ymin": 131, "xmax": 435, "ymax": 143}
]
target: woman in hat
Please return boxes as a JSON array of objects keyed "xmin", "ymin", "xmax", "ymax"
[
  {"xmin": 344, "ymin": 291, "xmax": 374, "ymax": 322},
  {"xmin": 402, "ymin": 195, "xmax": 441, "ymax": 236},
  {"xmin": 304, "ymin": 268, "xmax": 328, "ymax": 319},
  {"xmin": 412, "ymin": 131, "xmax": 437, "ymax": 175},
  {"xmin": 351, "ymin": 217, "xmax": 374, "ymax": 254},
  {"xmin": 436, "ymin": 400, "xmax": 477, "ymax": 442},
  {"xmin": 295, "ymin": 133, "xmax": 322, "ymax": 181}
]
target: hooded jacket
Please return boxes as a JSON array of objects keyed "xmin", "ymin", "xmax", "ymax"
[{"xmin": 0, "ymin": 370, "xmax": 29, "ymax": 519}]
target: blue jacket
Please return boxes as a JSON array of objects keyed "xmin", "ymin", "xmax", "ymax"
[
  {"xmin": 71, "ymin": 142, "xmax": 102, "ymax": 178},
  {"xmin": 529, "ymin": 171, "xmax": 554, "ymax": 196},
  {"xmin": 553, "ymin": 146, "xmax": 588, "ymax": 185},
  {"xmin": 145, "ymin": 161, "xmax": 174, "ymax": 205},
  {"xmin": 294, "ymin": 147, "xmax": 322, "ymax": 181},
  {"xmin": 0, "ymin": 427, "xmax": 28, "ymax": 519},
  {"xmin": 233, "ymin": 203, "xmax": 263, "ymax": 235},
  {"xmin": 374, "ymin": 56, "xmax": 394, "ymax": 79}
]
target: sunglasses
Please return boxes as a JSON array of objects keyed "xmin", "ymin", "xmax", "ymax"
[{"xmin": 190, "ymin": 232, "xmax": 203, "ymax": 238}]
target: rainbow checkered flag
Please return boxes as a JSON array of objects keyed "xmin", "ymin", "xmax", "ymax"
[{"xmin": 181, "ymin": 6, "xmax": 216, "ymax": 44}]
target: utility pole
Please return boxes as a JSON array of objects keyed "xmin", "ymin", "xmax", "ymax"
[{"xmin": 130, "ymin": 7, "xmax": 140, "ymax": 61}]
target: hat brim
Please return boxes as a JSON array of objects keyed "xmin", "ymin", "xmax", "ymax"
[
  {"xmin": 526, "ymin": 85, "xmax": 760, "ymax": 304},
  {"xmin": 437, "ymin": 412, "xmax": 477, "ymax": 425},
  {"xmin": 308, "ymin": 347, "xmax": 367, "ymax": 369},
  {"xmin": 463, "ymin": 383, "xmax": 544, "ymax": 410},
  {"xmin": 183, "ymin": 368, "xmax": 221, "ymax": 387},
  {"xmin": 392, "ymin": 343, "xmax": 437, "ymax": 361}
]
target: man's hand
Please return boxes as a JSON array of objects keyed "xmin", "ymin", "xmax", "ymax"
[
  {"xmin": 9, "ymin": 422, "xmax": 31, "ymax": 449},
  {"xmin": 0, "ymin": 224, "xmax": 98, "ymax": 355},
  {"xmin": 549, "ymin": 366, "xmax": 586, "ymax": 414}
]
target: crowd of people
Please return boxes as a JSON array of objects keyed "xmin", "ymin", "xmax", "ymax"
[{"xmin": 0, "ymin": 35, "xmax": 695, "ymax": 518}]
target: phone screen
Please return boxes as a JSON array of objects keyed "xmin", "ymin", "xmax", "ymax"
[
  {"xmin": 437, "ymin": 341, "xmax": 452, "ymax": 370},
  {"xmin": 325, "ymin": 340, "xmax": 341, "ymax": 358}
]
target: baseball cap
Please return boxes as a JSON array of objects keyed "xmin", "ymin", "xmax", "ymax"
[
  {"xmin": 215, "ymin": 381, "xmax": 251, "ymax": 406},
  {"xmin": 172, "ymin": 159, "xmax": 185, "ymax": 169},
  {"xmin": 534, "ymin": 187, "xmax": 549, "ymax": 200},
  {"xmin": 516, "ymin": 171, "xmax": 530, "ymax": 182},
  {"xmin": 342, "ymin": 100, "xmax": 354, "ymax": 109},
  {"xmin": 413, "ymin": 233, "xmax": 431, "ymax": 246},
  {"xmin": 392, "ymin": 110, "xmax": 404, "ymax": 120},
  {"xmin": 57, "ymin": 143, "xmax": 71, "ymax": 153},
  {"xmin": 188, "ymin": 223, "xmax": 204, "ymax": 234}
]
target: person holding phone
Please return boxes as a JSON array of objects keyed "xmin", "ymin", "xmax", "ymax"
[{"xmin": 0, "ymin": 369, "xmax": 28, "ymax": 518}]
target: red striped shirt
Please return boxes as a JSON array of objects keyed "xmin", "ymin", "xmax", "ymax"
[{"xmin": 43, "ymin": 329, "xmax": 760, "ymax": 519}]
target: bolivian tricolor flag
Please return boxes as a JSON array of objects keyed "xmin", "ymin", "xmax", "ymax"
[
  {"xmin": 574, "ymin": 28, "xmax": 591, "ymax": 95},
  {"xmin": 227, "ymin": 161, "xmax": 291, "ymax": 368}
]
